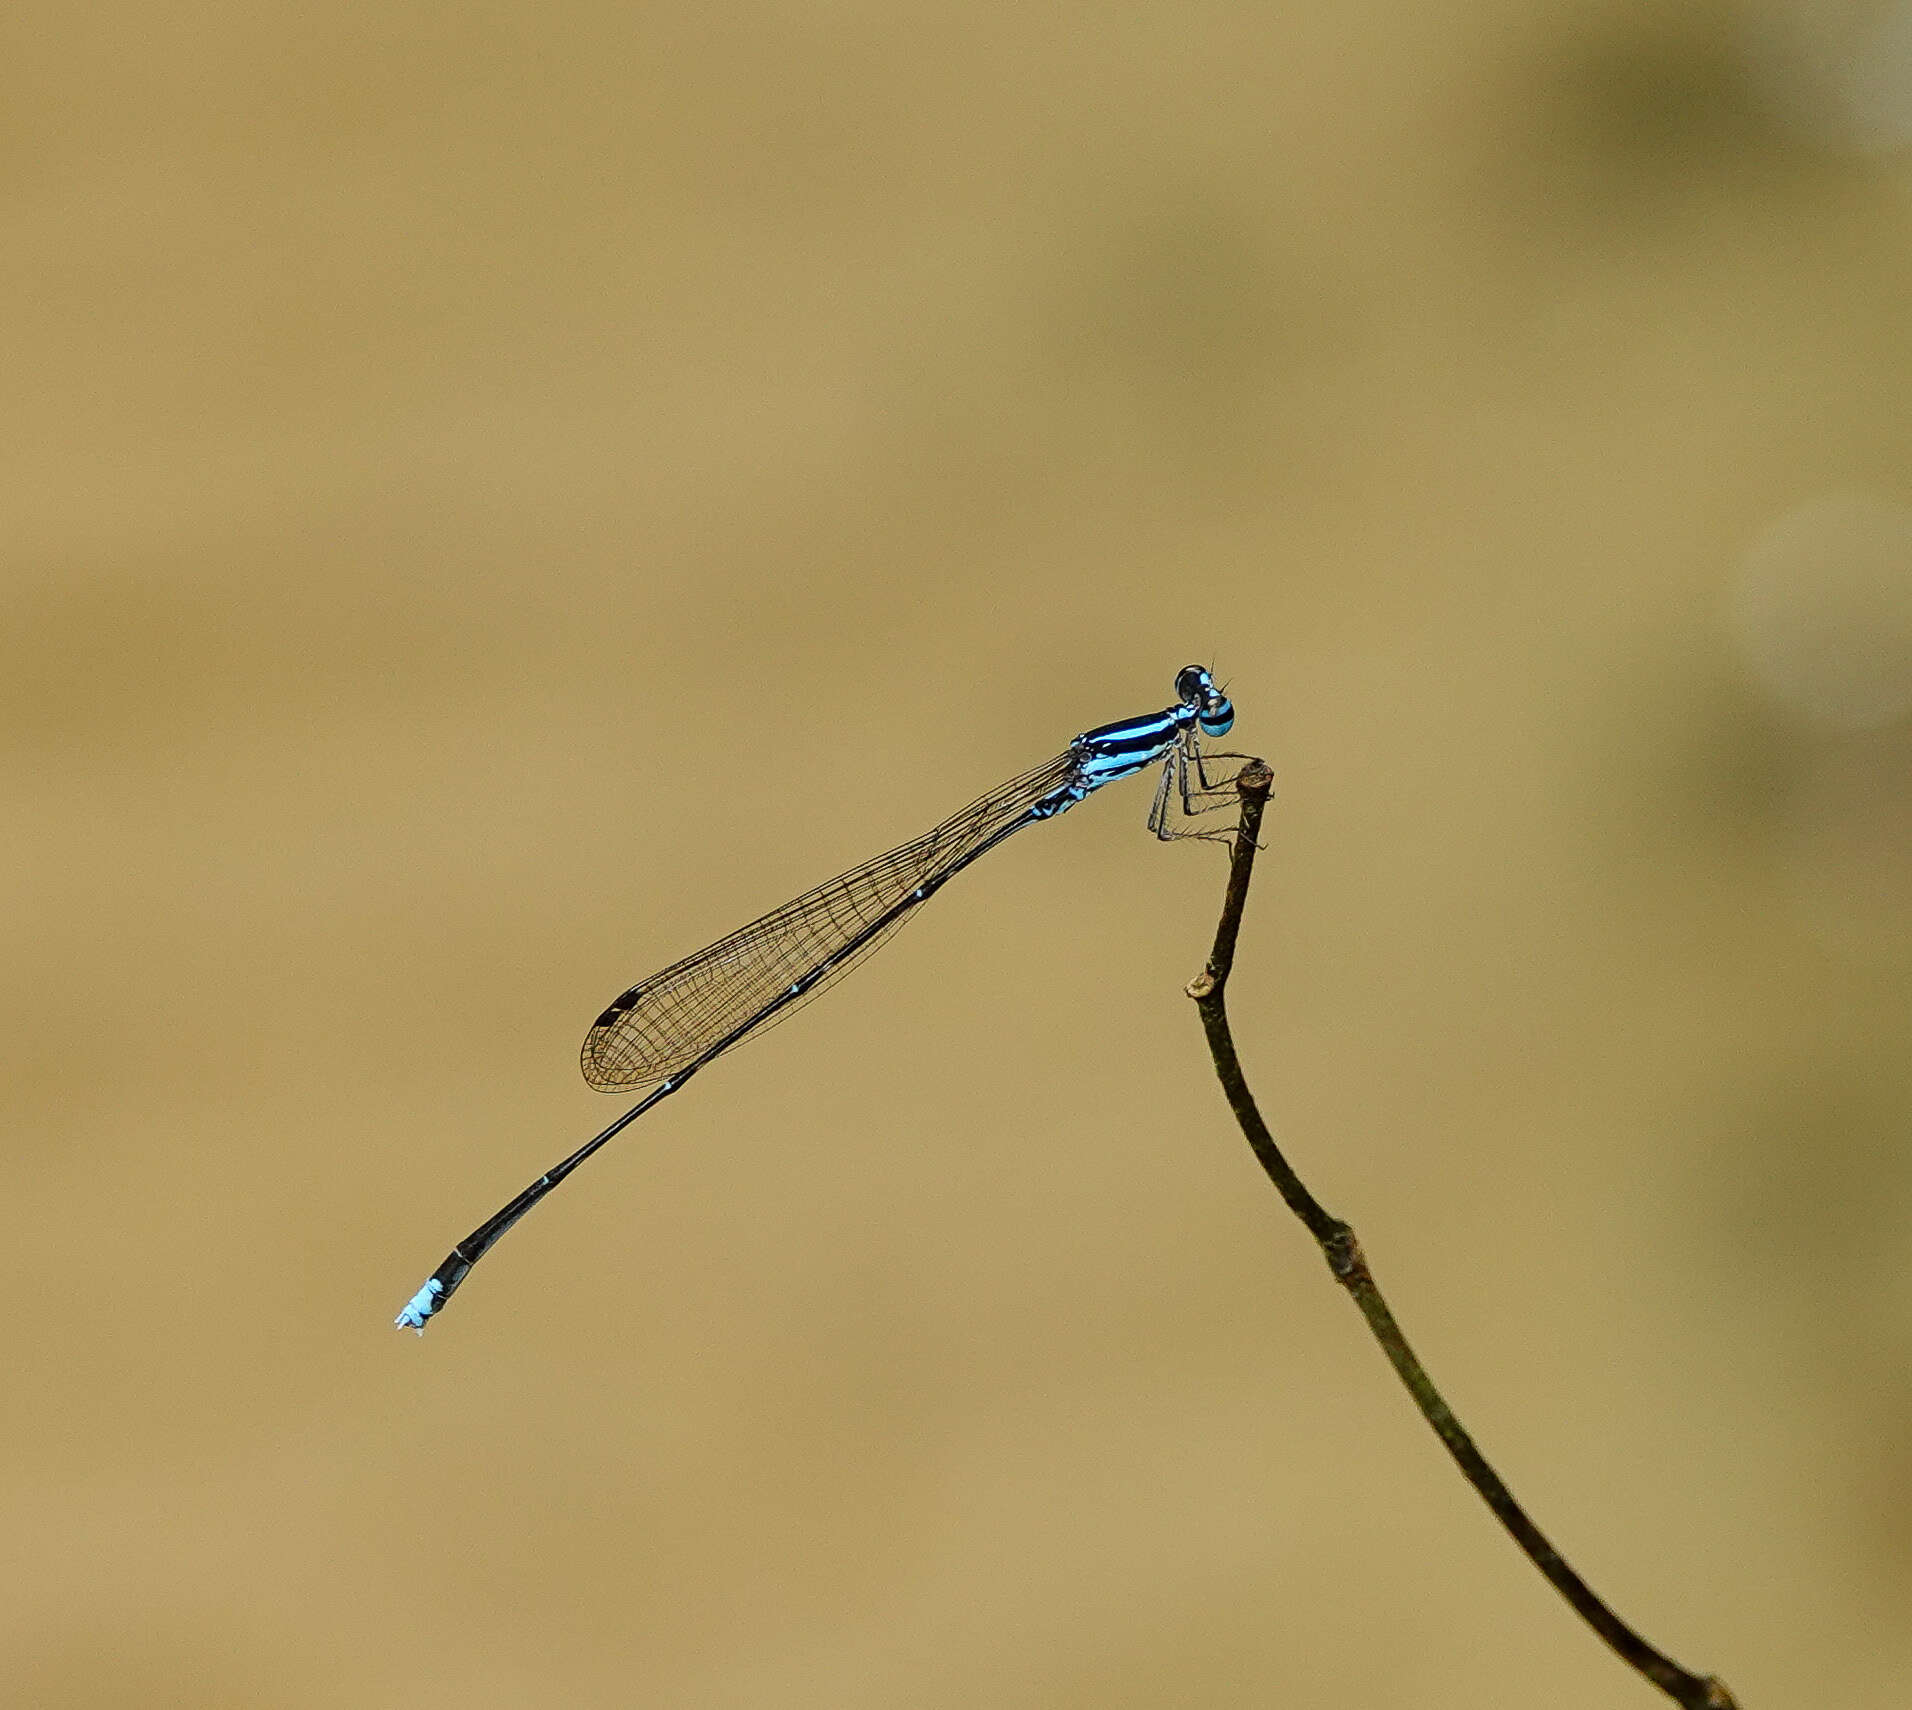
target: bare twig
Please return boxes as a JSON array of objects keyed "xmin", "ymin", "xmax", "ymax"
[{"xmin": 1186, "ymin": 759, "xmax": 1740, "ymax": 1710}]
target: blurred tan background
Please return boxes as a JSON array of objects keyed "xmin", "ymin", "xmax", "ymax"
[{"xmin": 5, "ymin": 1, "xmax": 1910, "ymax": 1704}]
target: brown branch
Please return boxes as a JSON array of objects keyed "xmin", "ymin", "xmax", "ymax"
[{"xmin": 1186, "ymin": 759, "xmax": 1740, "ymax": 1710}]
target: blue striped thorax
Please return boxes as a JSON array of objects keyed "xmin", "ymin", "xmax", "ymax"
[{"xmin": 1070, "ymin": 663, "xmax": 1232, "ymax": 792}]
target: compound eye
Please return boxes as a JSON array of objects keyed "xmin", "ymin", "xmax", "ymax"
[
  {"xmin": 1199, "ymin": 695, "xmax": 1234, "ymax": 737},
  {"xmin": 1175, "ymin": 664, "xmax": 1212, "ymax": 705}
]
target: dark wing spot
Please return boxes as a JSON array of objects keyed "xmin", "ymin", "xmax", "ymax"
[
  {"xmin": 592, "ymin": 994, "xmax": 646, "ymax": 1032},
  {"xmin": 594, "ymin": 985, "xmax": 643, "ymax": 1022}
]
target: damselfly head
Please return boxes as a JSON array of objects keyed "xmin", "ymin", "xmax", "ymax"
[{"xmin": 1176, "ymin": 664, "xmax": 1235, "ymax": 737}]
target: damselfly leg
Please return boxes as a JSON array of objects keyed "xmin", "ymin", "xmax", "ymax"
[{"xmin": 1147, "ymin": 741, "xmax": 1256, "ymax": 842}]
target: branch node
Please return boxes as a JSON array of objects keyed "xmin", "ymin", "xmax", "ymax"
[{"xmin": 1323, "ymin": 1221, "xmax": 1366, "ymax": 1284}]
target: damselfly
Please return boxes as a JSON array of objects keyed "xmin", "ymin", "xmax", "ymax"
[{"xmin": 396, "ymin": 665, "xmax": 1243, "ymax": 1331}]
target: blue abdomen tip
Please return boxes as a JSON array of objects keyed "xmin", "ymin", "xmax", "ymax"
[{"xmin": 395, "ymin": 1277, "xmax": 444, "ymax": 1333}]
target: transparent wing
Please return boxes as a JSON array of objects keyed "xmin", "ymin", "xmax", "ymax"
[{"xmin": 580, "ymin": 751, "xmax": 1077, "ymax": 1091}]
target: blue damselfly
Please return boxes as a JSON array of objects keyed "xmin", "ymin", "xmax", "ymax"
[{"xmin": 396, "ymin": 665, "xmax": 1242, "ymax": 1331}]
